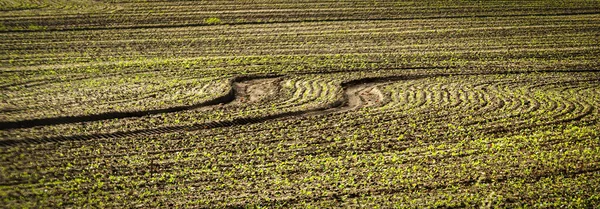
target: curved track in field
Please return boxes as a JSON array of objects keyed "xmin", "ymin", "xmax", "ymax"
[
  {"xmin": 0, "ymin": 75, "xmax": 279, "ymax": 130},
  {"xmin": 1, "ymin": 70, "xmax": 598, "ymax": 147},
  {"xmin": 0, "ymin": 74, "xmax": 418, "ymax": 146}
]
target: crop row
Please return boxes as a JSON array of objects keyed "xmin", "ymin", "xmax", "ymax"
[
  {"xmin": 2, "ymin": 0, "xmax": 598, "ymax": 31},
  {"xmin": 2, "ymin": 14, "xmax": 599, "ymax": 68},
  {"xmin": 1, "ymin": 74, "xmax": 229, "ymax": 123}
]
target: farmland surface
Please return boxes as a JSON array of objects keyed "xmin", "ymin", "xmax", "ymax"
[{"xmin": 1, "ymin": 0, "xmax": 600, "ymax": 208}]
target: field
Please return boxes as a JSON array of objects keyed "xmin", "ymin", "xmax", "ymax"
[{"xmin": 1, "ymin": 0, "xmax": 600, "ymax": 208}]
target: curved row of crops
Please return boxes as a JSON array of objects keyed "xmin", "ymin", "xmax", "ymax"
[{"xmin": 1, "ymin": 74, "xmax": 231, "ymax": 123}]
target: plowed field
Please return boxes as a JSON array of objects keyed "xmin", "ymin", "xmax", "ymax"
[{"xmin": 1, "ymin": 0, "xmax": 600, "ymax": 208}]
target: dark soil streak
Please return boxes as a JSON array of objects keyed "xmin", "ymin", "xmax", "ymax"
[{"xmin": 0, "ymin": 75, "xmax": 279, "ymax": 130}]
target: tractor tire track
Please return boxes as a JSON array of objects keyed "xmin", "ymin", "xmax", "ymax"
[
  {"xmin": 0, "ymin": 75, "xmax": 278, "ymax": 130},
  {"xmin": 0, "ymin": 75, "xmax": 425, "ymax": 147},
  {"xmin": 1, "ymin": 70, "xmax": 598, "ymax": 146}
]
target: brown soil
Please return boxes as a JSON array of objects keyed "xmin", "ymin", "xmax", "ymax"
[
  {"xmin": 304, "ymin": 82, "xmax": 387, "ymax": 116},
  {"xmin": 233, "ymin": 78, "xmax": 281, "ymax": 103}
]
